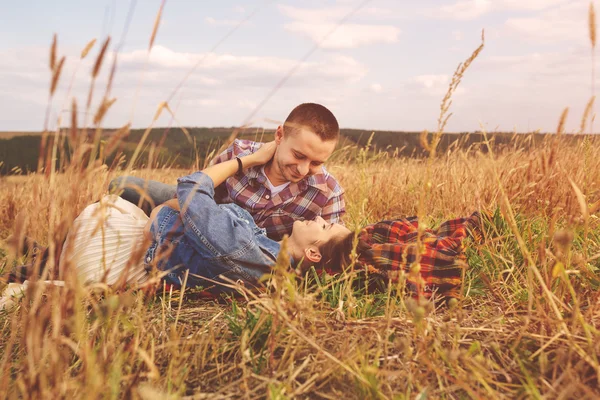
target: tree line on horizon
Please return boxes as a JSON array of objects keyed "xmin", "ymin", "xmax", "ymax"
[{"xmin": 0, "ymin": 127, "xmax": 590, "ymax": 176}]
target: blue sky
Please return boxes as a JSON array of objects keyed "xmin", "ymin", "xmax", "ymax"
[{"xmin": 0, "ymin": 0, "xmax": 596, "ymax": 133}]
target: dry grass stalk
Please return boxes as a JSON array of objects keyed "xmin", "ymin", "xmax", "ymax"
[
  {"xmin": 93, "ymin": 97, "xmax": 117, "ymax": 125},
  {"xmin": 103, "ymin": 123, "xmax": 131, "ymax": 159},
  {"xmin": 557, "ymin": 107, "xmax": 569, "ymax": 135},
  {"xmin": 70, "ymin": 99, "xmax": 78, "ymax": 146},
  {"xmin": 80, "ymin": 39, "xmax": 96, "ymax": 59},
  {"xmin": 49, "ymin": 56, "xmax": 65, "ymax": 96},
  {"xmin": 149, "ymin": 0, "xmax": 166, "ymax": 51},
  {"xmin": 92, "ymin": 37, "xmax": 110, "ymax": 79},
  {"xmin": 580, "ymin": 96, "xmax": 595, "ymax": 134},
  {"xmin": 49, "ymin": 34, "xmax": 57, "ymax": 71},
  {"xmin": 590, "ymin": 2, "xmax": 597, "ymax": 49},
  {"xmin": 436, "ymin": 30, "xmax": 485, "ymax": 139},
  {"xmin": 590, "ymin": 2, "xmax": 597, "ymax": 133}
]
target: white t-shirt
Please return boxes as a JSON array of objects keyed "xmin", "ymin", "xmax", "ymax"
[{"xmin": 261, "ymin": 166, "xmax": 290, "ymax": 197}]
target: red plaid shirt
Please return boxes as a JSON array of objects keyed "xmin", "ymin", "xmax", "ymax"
[
  {"xmin": 358, "ymin": 212, "xmax": 482, "ymax": 300},
  {"xmin": 210, "ymin": 139, "xmax": 345, "ymax": 240}
]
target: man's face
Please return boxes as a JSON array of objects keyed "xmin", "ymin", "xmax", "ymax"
[{"xmin": 274, "ymin": 126, "xmax": 337, "ymax": 183}]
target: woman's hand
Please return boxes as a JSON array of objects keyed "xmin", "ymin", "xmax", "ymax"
[
  {"xmin": 243, "ymin": 141, "xmax": 276, "ymax": 168},
  {"xmin": 199, "ymin": 140, "xmax": 277, "ymax": 189}
]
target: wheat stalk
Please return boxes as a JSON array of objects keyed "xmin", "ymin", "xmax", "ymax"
[
  {"xmin": 84, "ymin": 36, "xmax": 111, "ymax": 132},
  {"xmin": 92, "ymin": 37, "xmax": 110, "ymax": 79},
  {"xmin": 590, "ymin": 2, "xmax": 596, "ymax": 49},
  {"xmin": 557, "ymin": 107, "xmax": 569, "ymax": 135},
  {"xmin": 49, "ymin": 34, "xmax": 57, "ymax": 71},
  {"xmin": 580, "ymin": 97, "xmax": 595, "ymax": 134},
  {"xmin": 70, "ymin": 98, "xmax": 78, "ymax": 148},
  {"xmin": 50, "ymin": 56, "xmax": 65, "ymax": 97},
  {"xmin": 80, "ymin": 39, "xmax": 96, "ymax": 59},
  {"xmin": 590, "ymin": 2, "xmax": 596, "ymax": 134},
  {"xmin": 149, "ymin": 0, "xmax": 166, "ymax": 51}
]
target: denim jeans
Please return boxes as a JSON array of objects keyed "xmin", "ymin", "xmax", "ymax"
[{"xmin": 109, "ymin": 176, "xmax": 177, "ymax": 215}]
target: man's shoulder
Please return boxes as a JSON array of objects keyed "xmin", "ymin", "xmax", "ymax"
[
  {"xmin": 214, "ymin": 139, "xmax": 264, "ymax": 164},
  {"xmin": 310, "ymin": 166, "xmax": 344, "ymax": 196},
  {"xmin": 232, "ymin": 139, "xmax": 263, "ymax": 155}
]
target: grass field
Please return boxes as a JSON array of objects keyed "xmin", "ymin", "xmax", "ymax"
[{"xmin": 1, "ymin": 133, "xmax": 600, "ymax": 399}]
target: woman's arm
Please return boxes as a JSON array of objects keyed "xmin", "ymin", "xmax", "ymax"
[{"xmin": 173, "ymin": 141, "xmax": 277, "ymax": 258}]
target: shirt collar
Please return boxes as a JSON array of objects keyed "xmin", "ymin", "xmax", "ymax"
[{"xmin": 248, "ymin": 166, "xmax": 328, "ymax": 193}]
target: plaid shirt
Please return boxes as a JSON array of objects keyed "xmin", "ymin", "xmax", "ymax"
[
  {"xmin": 210, "ymin": 139, "xmax": 345, "ymax": 241},
  {"xmin": 358, "ymin": 212, "xmax": 482, "ymax": 300}
]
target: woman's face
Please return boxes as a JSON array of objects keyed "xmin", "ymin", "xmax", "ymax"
[{"xmin": 290, "ymin": 216, "xmax": 351, "ymax": 249}]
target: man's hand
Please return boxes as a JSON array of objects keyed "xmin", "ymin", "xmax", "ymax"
[{"xmin": 243, "ymin": 141, "xmax": 276, "ymax": 168}]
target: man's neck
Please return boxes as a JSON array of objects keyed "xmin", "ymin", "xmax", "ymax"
[{"xmin": 263, "ymin": 162, "xmax": 287, "ymax": 187}]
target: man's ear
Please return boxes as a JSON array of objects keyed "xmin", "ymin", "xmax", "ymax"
[
  {"xmin": 304, "ymin": 247, "xmax": 322, "ymax": 263},
  {"xmin": 275, "ymin": 125, "xmax": 284, "ymax": 144}
]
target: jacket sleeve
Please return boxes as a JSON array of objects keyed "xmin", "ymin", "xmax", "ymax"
[{"xmin": 177, "ymin": 172, "xmax": 255, "ymax": 257}]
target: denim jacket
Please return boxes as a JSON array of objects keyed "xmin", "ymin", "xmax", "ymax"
[{"xmin": 144, "ymin": 172, "xmax": 283, "ymax": 291}]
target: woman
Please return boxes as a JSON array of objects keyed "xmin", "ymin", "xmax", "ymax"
[
  {"xmin": 58, "ymin": 141, "xmax": 351, "ymax": 294},
  {"xmin": 2, "ymin": 142, "xmax": 482, "ymax": 305},
  {"xmin": 322, "ymin": 212, "xmax": 482, "ymax": 300}
]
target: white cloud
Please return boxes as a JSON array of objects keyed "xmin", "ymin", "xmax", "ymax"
[
  {"xmin": 0, "ymin": 45, "xmax": 368, "ymax": 130},
  {"xmin": 504, "ymin": 2, "xmax": 594, "ymax": 43},
  {"xmin": 430, "ymin": 0, "xmax": 570, "ymax": 20},
  {"xmin": 183, "ymin": 98, "xmax": 222, "ymax": 107},
  {"xmin": 496, "ymin": 0, "xmax": 568, "ymax": 11},
  {"xmin": 232, "ymin": 6, "xmax": 245, "ymax": 14},
  {"xmin": 278, "ymin": 5, "xmax": 401, "ymax": 49},
  {"xmin": 412, "ymin": 74, "xmax": 449, "ymax": 89},
  {"xmin": 284, "ymin": 22, "xmax": 400, "ymax": 49},
  {"xmin": 237, "ymin": 100, "xmax": 257, "ymax": 110},
  {"xmin": 204, "ymin": 17, "xmax": 242, "ymax": 27},
  {"xmin": 370, "ymin": 83, "xmax": 383, "ymax": 93},
  {"xmin": 480, "ymin": 50, "xmax": 590, "ymax": 86},
  {"xmin": 116, "ymin": 46, "xmax": 367, "ymax": 83},
  {"xmin": 404, "ymin": 74, "xmax": 468, "ymax": 99},
  {"xmin": 434, "ymin": 0, "xmax": 492, "ymax": 21},
  {"xmin": 449, "ymin": 47, "xmax": 596, "ymax": 133}
]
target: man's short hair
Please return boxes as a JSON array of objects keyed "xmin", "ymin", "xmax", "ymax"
[{"xmin": 283, "ymin": 103, "xmax": 340, "ymax": 142}]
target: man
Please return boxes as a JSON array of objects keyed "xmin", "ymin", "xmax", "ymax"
[{"xmin": 109, "ymin": 103, "xmax": 345, "ymax": 240}]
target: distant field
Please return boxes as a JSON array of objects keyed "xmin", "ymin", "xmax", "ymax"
[{"xmin": 0, "ymin": 131, "xmax": 43, "ymax": 139}]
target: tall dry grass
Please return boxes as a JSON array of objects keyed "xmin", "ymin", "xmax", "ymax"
[
  {"xmin": 2, "ymin": 3, "xmax": 600, "ymax": 399},
  {"xmin": 2, "ymin": 133, "xmax": 600, "ymax": 399}
]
